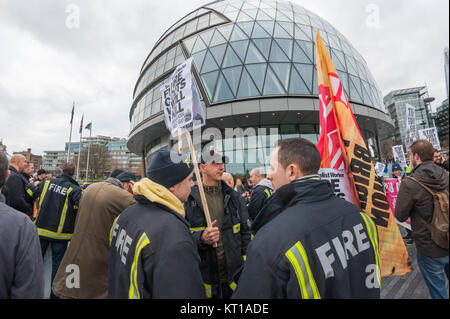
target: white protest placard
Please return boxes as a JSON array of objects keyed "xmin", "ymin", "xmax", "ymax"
[
  {"xmin": 374, "ymin": 162, "xmax": 386, "ymax": 177},
  {"xmin": 418, "ymin": 127, "xmax": 441, "ymax": 151},
  {"xmin": 319, "ymin": 168, "xmax": 355, "ymax": 204},
  {"xmin": 404, "ymin": 103, "xmax": 417, "ymax": 150},
  {"xmin": 160, "ymin": 57, "xmax": 205, "ymax": 137},
  {"xmin": 392, "ymin": 145, "xmax": 406, "ymax": 168}
]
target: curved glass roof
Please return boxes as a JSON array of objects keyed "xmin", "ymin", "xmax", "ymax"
[{"xmin": 130, "ymin": 0, "xmax": 385, "ymax": 131}]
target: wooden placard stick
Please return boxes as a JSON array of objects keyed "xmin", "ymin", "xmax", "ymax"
[
  {"xmin": 178, "ymin": 127, "xmax": 183, "ymax": 153},
  {"xmin": 185, "ymin": 130, "xmax": 217, "ymax": 248}
]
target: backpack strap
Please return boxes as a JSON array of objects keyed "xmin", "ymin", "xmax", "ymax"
[{"xmin": 407, "ymin": 176, "xmax": 436, "ymax": 196}]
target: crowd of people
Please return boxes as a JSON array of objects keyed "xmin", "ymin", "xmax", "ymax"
[{"xmin": 0, "ymin": 137, "xmax": 448, "ymax": 299}]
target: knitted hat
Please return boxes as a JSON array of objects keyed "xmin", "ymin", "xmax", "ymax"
[
  {"xmin": 147, "ymin": 150, "xmax": 194, "ymax": 189},
  {"xmin": 116, "ymin": 171, "xmax": 137, "ymax": 183},
  {"xmin": 392, "ymin": 163, "xmax": 402, "ymax": 172}
]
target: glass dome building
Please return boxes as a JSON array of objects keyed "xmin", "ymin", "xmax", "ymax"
[{"xmin": 128, "ymin": 0, "xmax": 394, "ymax": 177}]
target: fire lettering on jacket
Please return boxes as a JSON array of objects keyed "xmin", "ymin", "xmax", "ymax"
[{"xmin": 111, "ymin": 222, "xmax": 133, "ymax": 265}]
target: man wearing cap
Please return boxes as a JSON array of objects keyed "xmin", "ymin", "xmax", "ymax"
[
  {"xmin": 108, "ymin": 150, "xmax": 205, "ymax": 299},
  {"xmin": 52, "ymin": 171, "xmax": 137, "ymax": 299},
  {"xmin": 185, "ymin": 150, "xmax": 251, "ymax": 299}
]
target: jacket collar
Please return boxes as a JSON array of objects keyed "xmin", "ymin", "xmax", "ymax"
[
  {"xmin": 105, "ymin": 177, "xmax": 124, "ymax": 189},
  {"xmin": 8, "ymin": 166, "xmax": 18, "ymax": 174},
  {"xmin": 0, "ymin": 193, "xmax": 5, "ymax": 203},
  {"xmin": 59, "ymin": 174, "xmax": 80, "ymax": 186},
  {"xmin": 251, "ymin": 178, "xmax": 333, "ymax": 234}
]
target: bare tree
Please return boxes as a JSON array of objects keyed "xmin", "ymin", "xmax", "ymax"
[{"xmin": 73, "ymin": 144, "xmax": 111, "ymax": 179}]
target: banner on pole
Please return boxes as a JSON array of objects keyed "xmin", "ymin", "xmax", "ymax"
[
  {"xmin": 418, "ymin": 127, "xmax": 441, "ymax": 151},
  {"xmin": 404, "ymin": 103, "xmax": 417, "ymax": 150},
  {"xmin": 383, "ymin": 178, "xmax": 411, "ymax": 230},
  {"xmin": 392, "ymin": 145, "xmax": 407, "ymax": 169},
  {"xmin": 315, "ymin": 30, "xmax": 411, "ymax": 277},
  {"xmin": 160, "ymin": 57, "xmax": 205, "ymax": 137}
]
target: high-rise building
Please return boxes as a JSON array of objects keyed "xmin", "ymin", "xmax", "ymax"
[
  {"xmin": 127, "ymin": 0, "xmax": 394, "ymax": 176},
  {"xmin": 445, "ymin": 47, "xmax": 449, "ymax": 100},
  {"xmin": 384, "ymin": 86, "xmax": 433, "ymax": 146},
  {"xmin": 435, "ymin": 99, "xmax": 449, "ymax": 148}
]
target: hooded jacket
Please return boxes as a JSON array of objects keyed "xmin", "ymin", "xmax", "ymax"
[
  {"xmin": 108, "ymin": 178, "xmax": 205, "ymax": 299},
  {"xmin": 184, "ymin": 181, "xmax": 251, "ymax": 298},
  {"xmin": 247, "ymin": 178, "xmax": 274, "ymax": 221},
  {"xmin": 395, "ymin": 161, "xmax": 449, "ymax": 258},
  {"xmin": 52, "ymin": 178, "xmax": 135, "ymax": 299},
  {"xmin": 232, "ymin": 176, "xmax": 380, "ymax": 299}
]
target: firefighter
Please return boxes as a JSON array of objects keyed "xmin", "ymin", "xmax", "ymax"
[
  {"xmin": 232, "ymin": 138, "xmax": 380, "ymax": 299},
  {"xmin": 33, "ymin": 162, "xmax": 82, "ymax": 298},
  {"xmin": 108, "ymin": 150, "xmax": 205, "ymax": 299}
]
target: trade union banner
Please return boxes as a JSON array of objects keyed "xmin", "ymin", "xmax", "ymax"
[
  {"xmin": 160, "ymin": 57, "xmax": 205, "ymax": 137},
  {"xmin": 384, "ymin": 178, "xmax": 411, "ymax": 231},
  {"xmin": 418, "ymin": 127, "xmax": 441, "ymax": 151},
  {"xmin": 315, "ymin": 31, "xmax": 411, "ymax": 277}
]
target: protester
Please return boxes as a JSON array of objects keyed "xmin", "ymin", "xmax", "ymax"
[
  {"xmin": 222, "ymin": 172, "xmax": 235, "ymax": 189},
  {"xmin": 433, "ymin": 150, "xmax": 445, "ymax": 169},
  {"xmin": 52, "ymin": 171, "xmax": 136, "ymax": 299},
  {"xmin": 1, "ymin": 154, "xmax": 33, "ymax": 216},
  {"xmin": 185, "ymin": 150, "xmax": 251, "ymax": 299},
  {"xmin": 36, "ymin": 168, "xmax": 47, "ymax": 185},
  {"xmin": 232, "ymin": 138, "xmax": 381, "ymax": 299},
  {"xmin": 247, "ymin": 167, "xmax": 274, "ymax": 221},
  {"xmin": 395, "ymin": 140, "xmax": 449, "ymax": 299},
  {"xmin": 443, "ymin": 152, "xmax": 449, "ymax": 171},
  {"xmin": 109, "ymin": 150, "xmax": 205, "ymax": 299},
  {"xmin": 33, "ymin": 162, "xmax": 82, "ymax": 298},
  {"xmin": 21, "ymin": 161, "xmax": 36, "ymax": 211},
  {"xmin": 391, "ymin": 163, "xmax": 404, "ymax": 180},
  {"xmin": 234, "ymin": 178, "xmax": 245, "ymax": 196},
  {"xmin": 0, "ymin": 152, "xmax": 44, "ymax": 298}
]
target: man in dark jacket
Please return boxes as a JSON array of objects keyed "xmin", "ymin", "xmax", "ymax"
[
  {"xmin": 185, "ymin": 151, "xmax": 251, "ymax": 299},
  {"xmin": 33, "ymin": 162, "xmax": 82, "ymax": 298},
  {"xmin": 109, "ymin": 150, "xmax": 205, "ymax": 299},
  {"xmin": 1, "ymin": 154, "xmax": 32, "ymax": 216},
  {"xmin": 232, "ymin": 138, "xmax": 380, "ymax": 299},
  {"xmin": 0, "ymin": 152, "xmax": 44, "ymax": 298},
  {"xmin": 247, "ymin": 167, "xmax": 274, "ymax": 221},
  {"xmin": 395, "ymin": 140, "xmax": 449, "ymax": 299}
]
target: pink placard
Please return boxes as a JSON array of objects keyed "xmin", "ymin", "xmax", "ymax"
[{"xmin": 384, "ymin": 178, "xmax": 411, "ymax": 229}]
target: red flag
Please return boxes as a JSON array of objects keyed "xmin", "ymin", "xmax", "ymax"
[{"xmin": 79, "ymin": 114, "xmax": 84, "ymax": 134}]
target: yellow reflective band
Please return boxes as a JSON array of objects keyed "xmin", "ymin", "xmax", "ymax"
[
  {"xmin": 204, "ymin": 283, "xmax": 212, "ymax": 299},
  {"xmin": 229, "ymin": 281, "xmax": 237, "ymax": 291},
  {"xmin": 242, "ymin": 255, "xmax": 247, "ymax": 261},
  {"xmin": 57, "ymin": 187, "xmax": 73, "ymax": 234},
  {"xmin": 264, "ymin": 188, "xmax": 271, "ymax": 198},
  {"xmin": 251, "ymin": 234, "xmax": 255, "ymax": 240},
  {"xmin": 109, "ymin": 216, "xmax": 120, "ymax": 247},
  {"xmin": 360, "ymin": 213, "xmax": 381, "ymax": 286},
  {"xmin": 36, "ymin": 180, "xmax": 51, "ymax": 223},
  {"xmin": 26, "ymin": 188, "xmax": 33, "ymax": 197},
  {"xmin": 190, "ymin": 226, "xmax": 206, "ymax": 233},
  {"xmin": 233, "ymin": 223, "xmax": 240, "ymax": 234},
  {"xmin": 285, "ymin": 241, "xmax": 321, "ymax": 299},
  {"xmin": 37, "ymin": 228, "xmax": 73, "ymax": 240},
  {"xmin": 129, "ymin": 232, "xmax": 150, "ymax": 299}
]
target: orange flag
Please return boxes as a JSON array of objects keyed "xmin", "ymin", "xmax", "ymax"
[{"xmin": 315, "ymin": 30, "xmax": 411, "ymax": 277}]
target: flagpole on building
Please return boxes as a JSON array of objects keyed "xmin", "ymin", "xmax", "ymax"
[
  {"xmin": 76, "ymin": 113, "xmax": 84, "ymax": 180},
  {"xmin": 85, "ymin": 122, "xmax": 92, "ymax": 183},
  {"xmin": 67, "ymin": 102, "xmax": 75, "ymax": 163}
]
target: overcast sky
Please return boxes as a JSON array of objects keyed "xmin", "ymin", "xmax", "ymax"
[{"xmin": 0, "ymin": 0, "xmax": 448, "ymax": 155}]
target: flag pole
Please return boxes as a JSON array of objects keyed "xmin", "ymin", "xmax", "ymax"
[
  {"xmin": 76, "ymin": 114, "xmax": 83, "ymax": 180},
  {"xmin": 67, "ymin": 102, "xmax": 75, "ymax": 163},
  {"xmin": 85, "ymin": 123, "xmax": 92, "ymax": 183}
]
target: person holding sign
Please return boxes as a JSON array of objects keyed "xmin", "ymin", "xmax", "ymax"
[{"xmin": 185, "ymin": 150, "xmax": 251, "ymax": 299}]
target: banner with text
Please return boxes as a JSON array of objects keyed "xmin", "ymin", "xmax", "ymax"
[
  {"xmin": 404, "ymin": 103, "xmax": 417, "ymax": 150},
  {"xmin": 384, "ymin": 178, "xmax": 411, "ymax": 230},
  {"xmin": 315, "ymin": 31, "xmax": 411, "ymax": 277},
  {"xmin": 160, "ymin": 57, "xmax": 205, "ymax": 137},
  {"xmin": 418, "ymin": 127, "xmax": 441, "ymax": 151},
  {"xmin": 392, "ymin": 145, "xmax": 407, "ymax": 169}
]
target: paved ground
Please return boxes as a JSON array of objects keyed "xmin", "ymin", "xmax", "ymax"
[{"xmin": 381, "ymin": 241, "xmax": 449, "ymax": 299}]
